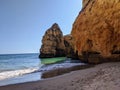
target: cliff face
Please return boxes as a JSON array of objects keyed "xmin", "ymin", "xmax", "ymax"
[
  {"xmin": 82, "ymin": 0, "xmax": 90, "ymax": 8},
  {"xmin": 40, "ymin": 23, "xmax": 65, "ymax": 58},
  {"xmin": 63, "ymin": 35, "xmax": 74, "ymax": 58},
  {"xmin": 71, "ymin": 0, "xmax": 120, "ymax": 63}
]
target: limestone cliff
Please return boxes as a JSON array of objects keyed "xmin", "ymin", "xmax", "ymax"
[
  {"xmin": 71, "ymin": 0, "xmax": 120, "ymax": 63},
  {"xmin": 63, "ymin": 35, "xmax": 74, "ymax": 58},
  {"xmin": 82, "ymin": 0, "xmax": 90, "ymax": 8},
  {"xmin": 40, "ymin": 23, "xmax": 65, "ymax": 58}
]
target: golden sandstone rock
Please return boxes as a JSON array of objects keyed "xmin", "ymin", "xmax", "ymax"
[
  {"xmin": 40, "ymin": 24, "xmax": 75, "ymax": 58},
  {"xmin": 71, "ymin": 0, "xmax": 120, "ymax": 63},
  {"xmin": 40, "ymin": 23, "xmax": 65, "ymax": 58},
  {"xmin": 63, "ymin": 35, "xmax": 74, "ymax": 58}
]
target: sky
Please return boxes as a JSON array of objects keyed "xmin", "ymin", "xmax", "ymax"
[{"xmin": 0, "ymin": 0, "xmax": 82, "ymax": 54}]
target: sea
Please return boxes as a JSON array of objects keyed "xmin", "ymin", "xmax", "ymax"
[{"xmin": 0, "ymin": 53, "xmax": 84, "ymax": 86}]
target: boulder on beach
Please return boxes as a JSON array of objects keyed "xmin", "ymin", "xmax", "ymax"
[
  {"xmin": 39, "ymin": 23, "xmax": 66, "ymax": 58},
  {"xmin": 71, "ymin": 0, "xmax": 120, "ymax": 63}
]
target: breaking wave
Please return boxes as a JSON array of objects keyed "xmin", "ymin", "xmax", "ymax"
[{"xmin": 0, "ymin": 68, "xmax": 39, "ymax": 80}]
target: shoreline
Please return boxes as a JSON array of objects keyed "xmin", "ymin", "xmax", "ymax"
[
  {"xmin": 0, "ymin": 72, "xmax": 41, "ymax": 86},
  {"xmin": 0, "ymin": 61, "xmax": 87, "ymax": 86},
  {"xmin": 0, "ymin": 62, "xmax": 120, "ymax": 90},
  {"xmin": 41, "ymin": 64, "xmax": 93, "ymax": 78}
]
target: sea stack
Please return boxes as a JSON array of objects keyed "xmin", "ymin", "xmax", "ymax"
[
  {"xmin": 71, "ymin": 0, "xmax": 120, "ymax": 63},
  {"xmin": 39, "ymin": 23, "xmax": 65, "ymax": 58}
]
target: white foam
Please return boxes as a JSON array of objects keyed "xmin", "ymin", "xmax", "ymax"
[
  {"xmin": 0, "ymin": 68, "xmax": 38, "ymax": 80},
  {"xmin": 40, "ymin": 63, "xmax": 86, "ymax": 72}
]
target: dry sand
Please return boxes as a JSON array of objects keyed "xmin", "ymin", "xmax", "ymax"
[{"xmin": 0, "ymin": 62, "xmax": 120, "ymax": 90}]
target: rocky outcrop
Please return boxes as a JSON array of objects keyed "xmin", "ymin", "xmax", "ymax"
[
  {"xmin": 82, "ymin": 0, "xmax": 90, "ymax": 8},
  {"xmin": 39, "ymin": 23, "xmax": 66, "ymax": 58},
  {"xmin": 71, "ymin": 0, "xmax": 120, "ymax": 63},
  {"xmin": 63, "ymin": 35, "xmax": 78, "ymax": 59},
  {"xmin": 63, "ymin": 35, "xmax": 73, "ymax": 58}
]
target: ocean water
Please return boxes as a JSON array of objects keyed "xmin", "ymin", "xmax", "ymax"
[
  {"xmin": 0, "ymin": 53, "xmax": 40, "ymax": 72},
  {"xmin": 0, "ymin": 53, "xmax": 41, "ymax": 85},
  {"xmin": 0, "ymin": 53, "xmax": 84, "ymax": 86}
]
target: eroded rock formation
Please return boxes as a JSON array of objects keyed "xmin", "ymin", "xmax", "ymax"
[
  {"xmin": 40, "ymin": 23, "xmax": 65, "ymax": 58},
  {"xmin": 63, "ymin": 35, "xmax": 74, "ymax": 58},
  {"xmin": 63, "ymin": 35, "xmax": 78, "ymax": 59},
  {"xmin": 71, "ymin": 0, "xmax": 120, "ymax": 63},
  {"xmin": 82, "ymin": 0, "xmax": 90, "ymax": 8}
]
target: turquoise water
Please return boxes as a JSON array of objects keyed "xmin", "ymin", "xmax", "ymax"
[
  {"xmin": 0, "ymin": 53, "xmax": 84, "ymax": 86},
  {"xmin": 0, "ymin": 53, "xmax": 67, "ymax": 85}
]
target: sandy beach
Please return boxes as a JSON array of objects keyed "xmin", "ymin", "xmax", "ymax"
[{"xmin": 0, "ymin": 62, "xmax": 120, "ymax": 90}]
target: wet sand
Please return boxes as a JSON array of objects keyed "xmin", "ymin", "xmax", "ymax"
[{"xmin": 0, "ymin": 62, "xmax": 120, "ymax": 90}]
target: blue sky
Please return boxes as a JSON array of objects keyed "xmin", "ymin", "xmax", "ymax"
[{"xmin": 0, "ymin": 0, "xmax": 82, "ymax": 54}]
